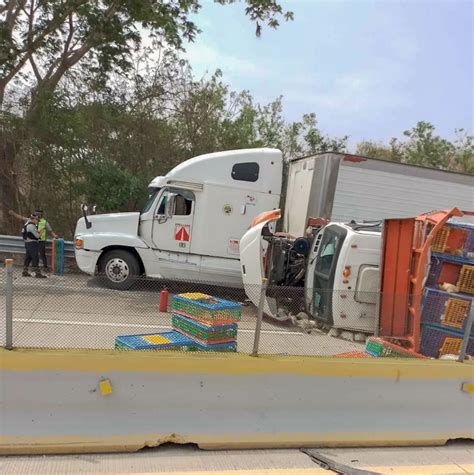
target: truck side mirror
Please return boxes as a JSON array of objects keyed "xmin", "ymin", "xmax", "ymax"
[{"xmin": 166, "ymin": 193, "xmax": 176, "ymax": 219}]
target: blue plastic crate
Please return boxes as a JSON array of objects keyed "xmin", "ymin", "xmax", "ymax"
[
  {"xmin": 421, "ymin": 288, "xmax": 473, "ymax": 334},
  {"xmin": 115, "ymin": 330, "xmax": 196, "ymax": 351},
  {"xmin": 432, "ymin": 252, "xmax": 474, "ymax": 265},
  {"xmin": 420, "ymin": 323, "xmax": 474, "ymax": 358}
]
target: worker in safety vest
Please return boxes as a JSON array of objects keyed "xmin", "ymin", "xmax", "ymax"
[
  {"xmin": 22, "ymin": 214, "xmax": 46, "ymax": 278},
  {"xmin": 34, "ymin": 209, "xmax": 58, "ymax": 271},
  {"xmin": 9, "ymin": 208, "xmax": 58, "ymax": 271}
]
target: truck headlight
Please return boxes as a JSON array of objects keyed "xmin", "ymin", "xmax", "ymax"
[{"xmin": 75, "ymin": 238, "xmax": 84, "ymax": 249}]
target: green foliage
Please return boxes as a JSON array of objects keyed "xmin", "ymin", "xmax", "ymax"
[
  {"xmin": 4, "ymin": 48, "xmax": 344, "ymax": 237},
  {"xmin": 356, "ymin": 122, "xmax": 473, "ymax": 174},
  {"xmin": 0, "ymin": 0, "xmax": 292, "ymax": 103},
  {"xmin": 80, "ymin": 162, "xmax": 146, "ymax": 212},
  {"xmin": 356, "ymin": 138, "xmax": 404, "ymax": 163},
  {"xmin": 0, "ymin": 0, "xmax": 291, "ymax": 235}
]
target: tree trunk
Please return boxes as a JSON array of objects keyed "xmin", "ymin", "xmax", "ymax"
[{"xmin": 0, "ymin": 129, "xmax": 21, "ymax": 235}]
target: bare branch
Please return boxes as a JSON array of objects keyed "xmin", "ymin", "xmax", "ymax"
[
  {"xmin": 44, "ymin": 2, "xmax": 118, "ymax": 90},
  {"xmin": 20, "ymin": 1, "xmax": 87, "ymax": 55},
  {"xmin": 26, "ymin": 0, "xmax": 42, "ymax": 82},
  {"xmin": 44, "ymin": 2, "xmax": 119, "ymax": 89},
  {"xmin": 28, "ymin": 55, "xmax": 42, "ymax": 82},
  {"xmin": 63, "ymin": 13, "xmax": 74, "ymax": 56}
]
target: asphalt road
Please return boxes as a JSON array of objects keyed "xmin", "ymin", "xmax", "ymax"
[{"xmin": 0, "ymin": 269, "xmax": 364, "ymax": 356}]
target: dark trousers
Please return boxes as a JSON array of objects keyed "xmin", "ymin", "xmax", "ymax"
[
  {"xmin": 23, "ymin": 241, "xmax": 39, "ymax": 273},
  {"xmin": 39, "ymin": 240, "xmax": 48, "ymax": 269}
]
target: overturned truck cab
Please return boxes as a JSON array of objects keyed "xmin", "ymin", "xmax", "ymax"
[{"xmin": 240, "ymin": 210, "xmax": 382, "ymax": 332}]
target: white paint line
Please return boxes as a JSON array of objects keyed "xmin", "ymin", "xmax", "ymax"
[
  {"xmin": 12, "ymin": 318, "xmax": 305, "ymax": 336},
  {"xmin": 13, "ymin": 318, "xmax": 169, "ymax": 330}
]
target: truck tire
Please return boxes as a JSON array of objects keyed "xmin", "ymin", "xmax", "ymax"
[{"xmin": 99, "ymin": 249, "xmax": 140, "ymax": 290}]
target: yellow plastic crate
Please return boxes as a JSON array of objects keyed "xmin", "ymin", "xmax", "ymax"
[
  {"xmin": 439, "ymin": 337, "xmax": 462, "ymax": 357},
  {"xmin": 432, "ymin": 226, "xmax": 450, "ymax": 253},
  {"xmin": 442, "ymin": 298, "xmax": 470, "ymax": 329},
  {"xmin": 178, "ymin": 293, "xmax": 212, "ymax": 300},
  {"xmin": 457, "ymin": 265, "xmax": 474, "ymax": 295}
]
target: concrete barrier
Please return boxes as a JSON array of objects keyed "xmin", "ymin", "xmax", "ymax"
[{"xmin": 0, "ymin": 348, "xmax": 473, "ymax": 454}]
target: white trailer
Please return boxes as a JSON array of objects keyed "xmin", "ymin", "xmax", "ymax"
[{"xmin": 284, "ymin": 153, "xmax": 473, "ymax": 237}]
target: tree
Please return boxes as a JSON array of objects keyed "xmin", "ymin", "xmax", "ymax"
[
  {"xmin": 4, "ymin": 46, "xmax": 348, "ymax": 237},
  {"xmin": 356, "ymin": 138, "xmax": 403, "ymax": 163},
  {"xmin": 0, "ymin": 0, "xmax": 293, "ymax": 232},
  {"xmin": 451, "ymin": 129, "xmax": 474, "ymax": 175},
  {"xmin": 356, "ymin": 122, "xmax": 473, "ymax": 174},
  {"xmin": 402, "ymin": 121, "xmax": 455, "ymax": 169},
  {"xmin": 0, "ymin": 0, "xmax": 292, "ymax": 106}
]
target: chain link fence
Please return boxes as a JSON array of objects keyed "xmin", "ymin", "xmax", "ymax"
[{"xmin": 1, "ymin": 261, "xmax": 473, "ymax": 360}]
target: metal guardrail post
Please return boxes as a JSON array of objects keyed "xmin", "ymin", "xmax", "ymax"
[
  {"xmin": 5, "ymin": 259, "xmax": 14, "ymax": 350},
  {"xmin": 458, "ymin": 303, "xmax": 474, "ymax": 363},
  {"xmin": 252, "ymin": 278, "xmax": 268, "ymax": 357}
]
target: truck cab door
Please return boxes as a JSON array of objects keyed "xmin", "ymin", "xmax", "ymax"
[
  {"xmin": 305, "ymin": 226, "xmax": 347, "ymax": 324},
  {"xmin": 152, "ymin": 188, "xmax": 195, "ymax": 253}
]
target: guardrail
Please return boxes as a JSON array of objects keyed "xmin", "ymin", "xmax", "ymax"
[{"xmin": 0, "ymin": 234, "xmax": 75, "ymax": 258}]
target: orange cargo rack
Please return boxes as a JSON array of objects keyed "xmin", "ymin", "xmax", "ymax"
[{"xmin": 379, "ymin": 208, "xmax": 474, "ymax": 352}]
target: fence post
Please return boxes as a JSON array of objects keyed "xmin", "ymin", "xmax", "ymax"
[
  {"xmin": 53, "ymin": 238, "xmax": 65, "ymax": 275},
  {"xmin": 252, "ymin": 278, "xmax": 268, "ymax": 357},
  {"xmin": 5, "ymin": 259, "xmax": 14, "ymax": 350},
  {"xmin": 458, "ymin": 303, "xmax": 474, "ymax": 363}
]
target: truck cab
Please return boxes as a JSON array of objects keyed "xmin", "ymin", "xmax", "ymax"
[
  {"xmin": 240, "ymin": 214, "xmax": 382, "ymax": 332},
  {"xmin": 75, "ymin": 148, "xmax": 282, "ymax": 289},
  {"xmin": 305, "ymin": 223, "xmax": 381, "ymax": 332}
]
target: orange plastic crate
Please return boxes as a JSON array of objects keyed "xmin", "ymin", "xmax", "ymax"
[{"xmin": 432, "ymin": 225, "xmax": 469, "ymax": 255}]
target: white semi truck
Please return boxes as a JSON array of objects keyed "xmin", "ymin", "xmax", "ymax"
[
  {"xmin": 75, "ymin": 149, "xmax": 473, "ymax": 295},
  {"xmin": 74, "ymin": 148, "xmax": 282, "ymax": 289},
  {"xmin": 240, "ymin": 153, "xmax": 473, "ymax": 331}
]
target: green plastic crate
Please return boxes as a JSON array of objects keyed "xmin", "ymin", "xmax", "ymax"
[
  {"xmin": 171, "ymin": 293, "xmax": 241, "ymax": 324},
  {"xmin": 365, "ymin": 337, "xmax": 425, "ymax": 359},
  {"xmin": 172, "ymin": 314, "xmax": 237, "ymax": 343}
]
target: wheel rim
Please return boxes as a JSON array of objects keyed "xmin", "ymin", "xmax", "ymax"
[{"xmin": 105, "ymin": 258, "xmax": 130, "ymax": 283}]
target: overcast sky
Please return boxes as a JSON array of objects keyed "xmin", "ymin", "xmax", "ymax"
[{"xmin": 183, "ymin": 0, "xmax": 473, "ymax": 149}]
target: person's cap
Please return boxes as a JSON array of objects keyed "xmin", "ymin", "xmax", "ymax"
[{"xmin": 34, "ymin": 209, "xmax": 43, "ymax": 214}]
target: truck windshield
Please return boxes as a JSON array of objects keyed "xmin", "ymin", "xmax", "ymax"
[
  {"xmin": 312, "ymin": 226, "xmax": 347, "ymax": 324},
  {"xmin": 316, "ymin": 230, "xmax": 341, "ymax": 276},
  {"xmin": 142, "ymin": 188, "xmax": 160, "ymax": 213}
]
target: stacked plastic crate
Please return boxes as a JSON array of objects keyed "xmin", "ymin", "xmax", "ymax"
[
  {"xmin": 420, "ymin": 222, "xmax": 474, "ymax": 358},
  {"xmin": 170, "ymin": 293, "xmax": 241, "ymax": 352},
  {"xmin": 115, "ymin": 293, "xmax": 241, "ymax": 352}
]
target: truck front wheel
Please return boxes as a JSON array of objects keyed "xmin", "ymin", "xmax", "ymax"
[{"xmin": 99, "ymin": 250, "xmax": 140, "ymax": 290}]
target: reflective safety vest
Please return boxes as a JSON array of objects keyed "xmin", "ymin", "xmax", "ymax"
[{"xmin": 37, "ymin": 218, "xmax": 47, "ymax": 241}]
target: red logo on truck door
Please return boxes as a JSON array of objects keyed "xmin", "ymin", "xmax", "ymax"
[{"xmin": 175, "ymin": 224, "xmax": 190, "ymax": 242}]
